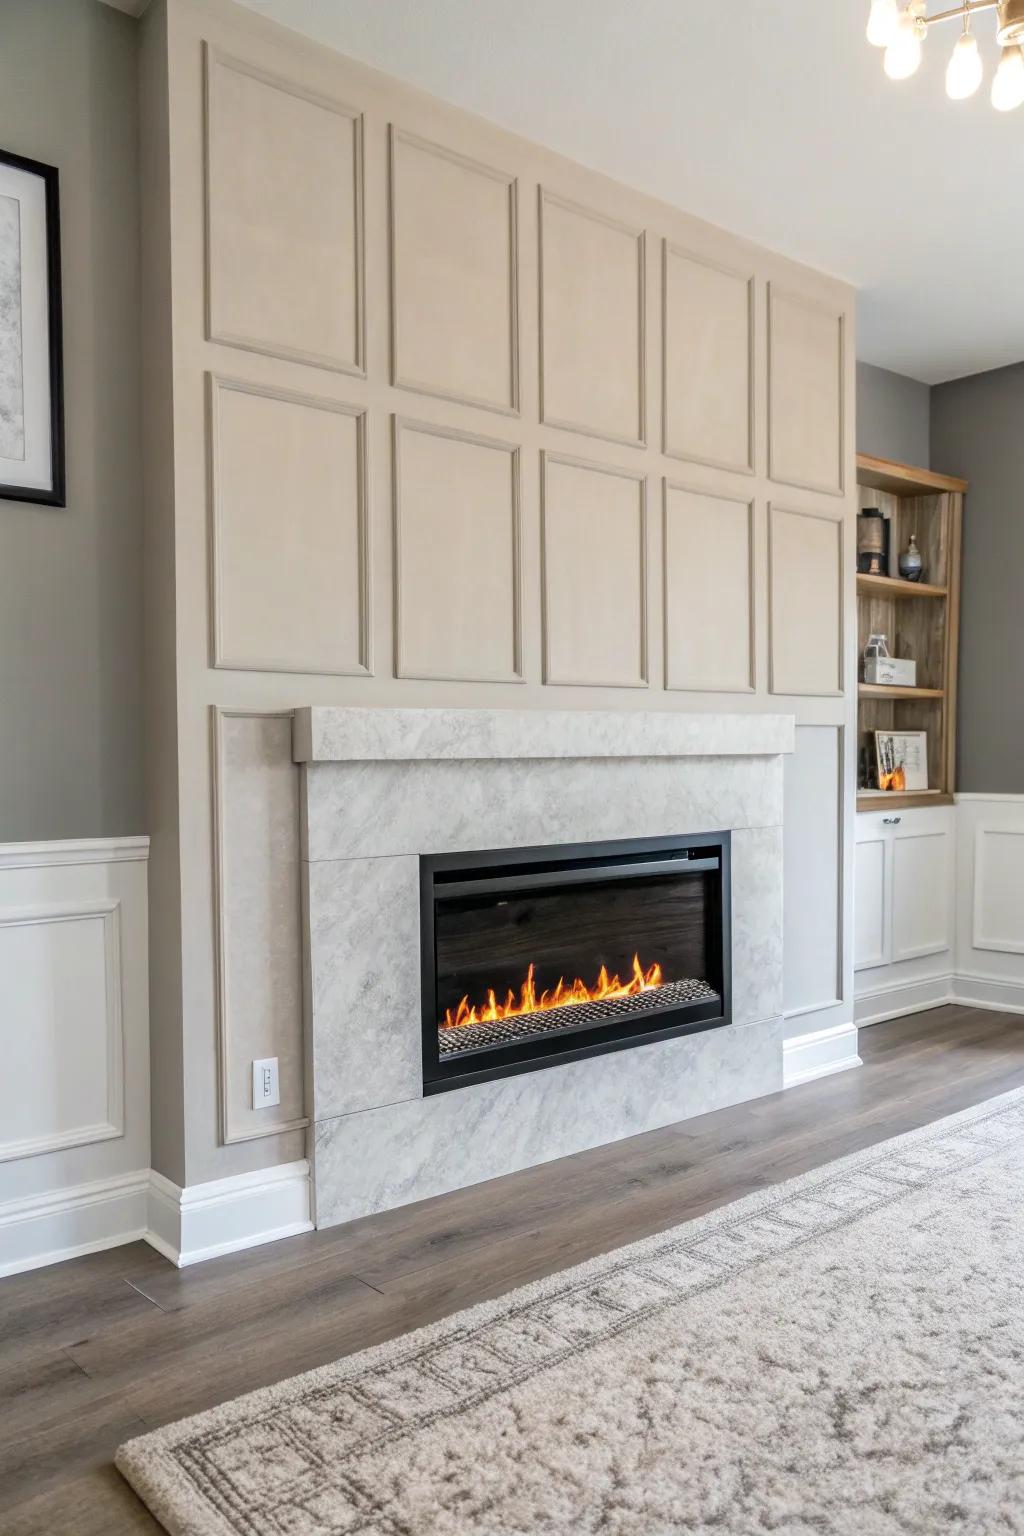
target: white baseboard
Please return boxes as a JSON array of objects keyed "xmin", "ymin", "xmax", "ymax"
[
  {"xmin": 855, "ymin": 973, "xmax": 955, "ymax": 1026},
  {"xmin": 953, "ymin": 972, "xmax": 1024, "ymax": 1016},
  {"xmin": 0, "ymin": 1169, "xmax": 150, "ymax": 1278},
  {"xmin": 146, "ymin": 1159, "xmax": 313, "ymax": 1267},
  {"xmin": 783, "ymin": 1022, "xmax": 862, "ymax": 1088}
]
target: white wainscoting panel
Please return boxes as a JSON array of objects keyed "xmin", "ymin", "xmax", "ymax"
[
  {"xmin": 0, "ymin": 839, "xmax": 150, "ymax": 1278},
  {"xmin": 854, "ymin": 835, "xmax": 888, "ymax": 971},
  {"xmin": 954, "ymin": 797, "xmax": 1024, "ymax": 1015},
  {"xmin": 892, "ymin": 829, "xmax": 953, "ymax": 962}
]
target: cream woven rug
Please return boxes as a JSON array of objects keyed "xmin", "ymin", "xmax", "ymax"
[{"xmin": 118, "ymin": 1087, "xmax": 1024, "ymax": 1535}]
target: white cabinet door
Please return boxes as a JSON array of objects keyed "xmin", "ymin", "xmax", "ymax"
[{"xmin": 854, "ymin": 835, "xmax": 888, "ymax": 971}]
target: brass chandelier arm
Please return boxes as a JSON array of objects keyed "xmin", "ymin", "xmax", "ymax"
[{"xmin": 920, "ymin": 0, "xmax": 998, "ymax": 23}]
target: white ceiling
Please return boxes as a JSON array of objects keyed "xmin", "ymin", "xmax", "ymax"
[{"xmin": 235, "ymin": 0, "xmax": 1024, "ymax": 385}]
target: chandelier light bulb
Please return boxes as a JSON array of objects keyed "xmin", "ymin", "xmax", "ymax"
[
  {"xmin": 946, "ymin": 31, "xmax": 983, "ymax": 97},
  {"xmin": 884, "ymin": 13, "xmax": 924, "ymax": 78},
  {"xmin": 867, "ymin": 0, "xmax": 901, "ymax": 46},
  {"xmin": 992, "ymin": 41, "xmax": 1024, "ymax": 106}
]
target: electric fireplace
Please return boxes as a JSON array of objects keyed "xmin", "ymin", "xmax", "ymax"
[{"xmin": 421, "ymin": 832, "xmax": 730, "ymax": 1094}]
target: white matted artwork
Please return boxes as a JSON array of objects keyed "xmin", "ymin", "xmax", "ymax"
[
  {"xmin": 875, "ymin": 730, "xmax": 928, "ymax": 793},
  {"xmin": 0, "ymin": 150, "xmax": 64, "ymax": 505}
]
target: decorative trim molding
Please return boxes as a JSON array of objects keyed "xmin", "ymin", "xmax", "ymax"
[
  {"xmin": 540, "ymin": 449, "xmax": 649, "ymax": 689},
  {"xmin": 97, "ymin": 0, "xmax": 151, "ymax": 14},
  {"xmin": 0, "ymin": 1168, "xmax": 149, "ymax": 1279},
  {"xmin": 0, "ymin": 898, "xmax": 125, "ymax": 1163},
  {"xmin": 855, "ymin": 973, "xmax": 955, "ymax": 1027},
  {"xmin": 392, "ymin": 415, "xmax": 524, "ymax": 684},
  {"xmin": 661, "ymin": 241, "xmax": 755, "ymax": 475},
  {"xmin": 954, "ymin": 972, "xmax": 1024, "ymax": 1016},
  {"xmin": 388, "ymin": 126, "xmax": 520, "ymax": 417},
  {"xmin": 767, "ymin": 501, "xmax": 845, "ymax": 698},
  {"xmin": 766, "ymin": 283, "xmax": 846, "ymax": 498},
  {"xmin": 203, "ymin": 44, "xmax": 366, "ymax": 377},
  {"xmin": 210, "ymin": 709, "xmax": 309, "ymax": 1147},
  {"xmin": 146, "ymin": 1160, "xmax": 313, "ymax": 1268},
  {"xmin": 0, "ymin": 836, "xmax": 149, "ymax": 870},
  {"xmin": 662, "ymin": 478, "xmax": 755, "ymax": 694},
  {"xmin": 972, "ymin": 825, "xmax": 1024, "ymax": 954},
  {"xmin": 207, "ymin": 372, "xmax": 372, "ymax": 677},
  {"xmin": 782, "ymin": 1021, "xmax": 861, "ymax": 1088},
  {"xmin": 538, "ymin": 187, "xmax": 647, "ymax": 449}
]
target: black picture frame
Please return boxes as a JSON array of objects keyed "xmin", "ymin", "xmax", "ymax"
[{"xmin": 0, "ymin": 148, "xmax": 65, "ymax": 507}]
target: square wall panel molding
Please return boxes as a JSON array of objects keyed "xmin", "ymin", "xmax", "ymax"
[
  {"xmin": 392, "ymin": 417, "xmax": 523, "ymax": 684},
  {"xmin": 662, "ymin": 243, "xmax": 754, "ymax": 476},
  {"xmin": 389, "ymin": 127, "xmax": 519, "ymax": 416},
  {"xmin": 768, "ymin": 503, "xmax": 844, "ymax": 697},
  {"xmin": 767, "ymin": 285, "xmax": 845, "ymax": 497},
  {"xmin": 205, "ymin": 46, "xmax": 365, "ymax": 375},
  {"xmin": 541, "ymin": 451, "xmax": 648, "ymax": 688},
  {"xmin": 663, "ymin": 482, "xmax": 755, "ymax": 694},
  {"xmin": 539, "ymin": 190, "xmax": 646, "ymax": 449},
  {"xmin": 208, "ymin": 375, "xmax": 371, "ymax": 677}
]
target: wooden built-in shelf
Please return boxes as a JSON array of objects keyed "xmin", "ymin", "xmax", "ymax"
[
  {"xmin": 856, "ymin": 573, "xmax": 947, "ymax": 601},
  {"xmin": 855, "ymin": 452, "xmax": 964, "ymax": 808},
  {"xmin": 859, "ymin": 683, "xmax": 945, "ymax": 701},
  {"xmin": 856, "ymin": 790, "xmax": 956, "ymax": 813}
]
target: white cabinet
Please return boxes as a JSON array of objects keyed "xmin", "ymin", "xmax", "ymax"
[{"xmin": 854, "ymin": 806, "xmax": 955, "ymax": 1022}]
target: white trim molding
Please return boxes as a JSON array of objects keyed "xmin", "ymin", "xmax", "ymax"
[
  {"xmin": 0, "ymin": 835, "xmax": 149, "ymax": 870},
  {"xmin": 0, "ymin": 1169, "xmax": 150, "ymax": 1279},
  {"xmin": 97, "ymin": 0, "xmax": 152, "ymax": 15},
  {"xmin": 146, "ymin": 1160, "xmax": 313, "ymax": 1268},
  {"xmin": 782, "ymin": 1022, "xmax": 862, "ymax": 1088}
]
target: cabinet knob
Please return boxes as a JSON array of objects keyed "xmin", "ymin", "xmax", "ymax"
[{"xmin": 882, "ymin": 815, "xmax": 902, "ymax": 825}]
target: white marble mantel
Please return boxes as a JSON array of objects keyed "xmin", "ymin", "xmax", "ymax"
[
  {"xmin": 293, "ymin": 705, "xmax": 795, "ymax": 765},
  {"xmin": 296, "ymin": 705, "xmax": 795, "ymax": 1228}
]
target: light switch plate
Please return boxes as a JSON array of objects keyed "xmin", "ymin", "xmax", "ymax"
[{"xmin": 252, "ymin": 1057, "xmax": 280, "ymax": 1109}]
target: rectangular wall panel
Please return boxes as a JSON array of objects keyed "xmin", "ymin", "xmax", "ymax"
[
  {"xmin": 205, "ymin": 47, "xmax": 364, "ymax": 373},
  {"xmin": 542, "ymin": 453, "xmax": 647, "ymax": 687},
  {"xmin": 539, "ymin": 191, "xmax": 645, "ymax": 446},
  {"xmin": 213, "ymin": 711, "xmax": 306, "ymax": 1144},
  {"xmin": 769, "ymin": 505, "xmax": 843, "ymax": 696},
  {"xmin": 393, "ymin": 419, "xmax": 522, "ymax": 682},
  {"xmin": 389, "ymin": 128, "xmax": 518, "ymax": 414},
  {"xmin": 783, "ymin": 725, "xmax": 841, "ymax": 1014},
  {"xmin": 663, "ymin": 244, "xmax": 753, "ymax": 473},
  {"xmin": 663, "ymin": 483, "xmax": 754, "ymax": 692},
  {"xmin": 0, "ymin": 900, "xmax": 123, "ymax": 1162},
  {"xmin": 972, "ymin": 827, "xmax": 1024, "ymax": 953},
  {"xmin": 892, "ymin": 830, "xmax": 952, "ymax": 962},
  {"xmin": 209, "ymin": 376, "xmax": 369, "ymax": 676},
  {"xmin": 768, "ymin": 285, "xmax": 844, "ymax": 495}
]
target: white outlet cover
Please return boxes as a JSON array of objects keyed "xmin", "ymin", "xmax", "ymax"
[{"xmin": 252, "ymin": 1057, "xmax": 281, "ymax": 1109}]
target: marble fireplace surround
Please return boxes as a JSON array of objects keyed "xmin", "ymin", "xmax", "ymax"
[{"xmin": 293, "ymin": 706, "xmax": 794, "ymax": 1229}]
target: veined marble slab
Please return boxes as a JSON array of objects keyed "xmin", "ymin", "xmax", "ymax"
[
  {"xmin": 294, "ymin": 706, "xmax": 795, "ymax": 764},
  {"xmin": 313, "ymin": 1016, "xmax": 785, "ymax": 1228}
]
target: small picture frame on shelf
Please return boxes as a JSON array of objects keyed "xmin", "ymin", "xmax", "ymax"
[{"xmin": 874, "ymin": 730, "xmax": 928, "ymax": 793}]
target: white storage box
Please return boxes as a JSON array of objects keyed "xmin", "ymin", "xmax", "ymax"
[{"xmin": 864, "ymin": 655, "xmax": 917, "ymax": 687}]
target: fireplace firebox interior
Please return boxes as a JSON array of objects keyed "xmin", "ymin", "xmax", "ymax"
[{"xmin": 421, "ymin": 833, "xmax": 730, "ymax": 1094}]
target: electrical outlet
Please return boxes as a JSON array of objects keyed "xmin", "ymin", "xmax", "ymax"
[{"xmin": 252, "ymin": 1057, "xmax": 280, "ymax": 1109}]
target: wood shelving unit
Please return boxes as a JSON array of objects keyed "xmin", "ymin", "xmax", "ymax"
[{"xmin": 855, "ymin": 454, "xmax": 966, "ymax": 814}]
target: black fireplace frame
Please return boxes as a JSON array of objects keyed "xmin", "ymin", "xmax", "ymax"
[{"xmin": 420, "ymin": 831, "xmax": 731, "ymax": 1095}]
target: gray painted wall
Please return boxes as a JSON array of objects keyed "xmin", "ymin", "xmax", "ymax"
[
  {"xmin": 932, "ymin": 363, "xmax": 1024, "ymax": 794},
  {"xmin": 0, "ymin": 0, "xmax": 144, "ymax": 842},
  {"xmin": 856, "ymin": 360, "xmax": 931, "ymax": 468}
]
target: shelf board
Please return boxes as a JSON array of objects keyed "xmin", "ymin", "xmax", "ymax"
[
  {"xmin": 856, "ymin": 453, "xmax": 968, "ymax": 498},
  {"xmin": 859, "ymin": 683, "xmax": 945, "ymax": 701},
  {"xmin": 857, "ymin": 790, "xmax": 955, "ymax": 813},
  {"xmin": 856, "ymin": 573, "xmax": 947, "ymax": 600}
]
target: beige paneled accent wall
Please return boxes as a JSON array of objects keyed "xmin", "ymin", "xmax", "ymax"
[{"xmin": 141, "ymin": 0, "xmax": 857, "ymax": 1187}]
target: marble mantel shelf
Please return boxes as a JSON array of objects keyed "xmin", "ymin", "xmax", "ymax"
[{"xmin": 292, "ymin": 707, "xmax": 795, "ymax": 765}]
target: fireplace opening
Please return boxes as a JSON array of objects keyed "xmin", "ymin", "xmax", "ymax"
[{"xmin": 421, "ymin": 832, "xmax": 730, "ymax": 1094}]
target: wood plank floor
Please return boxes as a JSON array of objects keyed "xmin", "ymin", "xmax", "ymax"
[{"xmin": 2, "ymin": 1004, "xmax": 1023, "ymax": 1534}]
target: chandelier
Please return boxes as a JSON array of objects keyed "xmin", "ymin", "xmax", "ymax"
[{"xmin": 867, "ymin": 0, "xmax": 1024, "ymax": 107}]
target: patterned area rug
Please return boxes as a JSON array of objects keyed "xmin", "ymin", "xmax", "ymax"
[{"xmin": 118, "ymin": 1088, "xmax": 1024, "ymax": 1535}]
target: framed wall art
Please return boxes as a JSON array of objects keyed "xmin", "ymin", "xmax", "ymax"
[
  {"xmin": 0, "ymin": 148, "xmax": 64, "ymax": 506},
  {"xmin": 874, "ymin": 730, "xmax": 928, "ymax": 793}
]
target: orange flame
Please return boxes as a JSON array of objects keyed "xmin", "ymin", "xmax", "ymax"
[{"xmin": 440, "ymin": 953, "xmax": 665, "ymax": 1031}]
